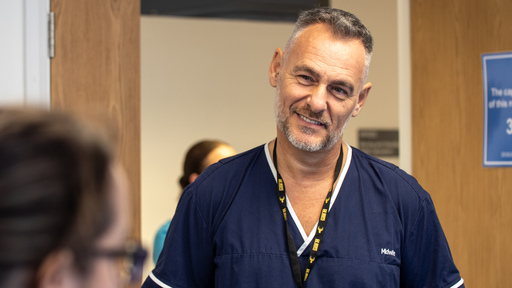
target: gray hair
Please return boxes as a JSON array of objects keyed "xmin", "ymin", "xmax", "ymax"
[{"xmin": 285, "ymin": 7, "xmax": 374, "ymax": 80}]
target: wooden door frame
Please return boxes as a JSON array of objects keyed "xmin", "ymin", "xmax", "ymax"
[{"xmin": 50, "ymin": 0, "xmax": 141, "ymax": 240}]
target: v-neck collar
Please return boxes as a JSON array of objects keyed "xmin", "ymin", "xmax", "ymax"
[{"xmin": 264, "ymin": 141, "xmax": 353, "ymax": 256}]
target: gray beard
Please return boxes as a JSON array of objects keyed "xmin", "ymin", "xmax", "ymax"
[{"xmin": 274, "ymin": 92, "xmax": 344, "ymax": 152}]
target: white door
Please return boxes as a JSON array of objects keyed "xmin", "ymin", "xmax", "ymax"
[{"xmin": 0, "ymin": 0, "xmax": 50, "ymax": 107}]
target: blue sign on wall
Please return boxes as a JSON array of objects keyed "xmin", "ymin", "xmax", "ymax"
[{"xmin": 482, "ymin": 52, "xmax": 512, "ymax": 167}]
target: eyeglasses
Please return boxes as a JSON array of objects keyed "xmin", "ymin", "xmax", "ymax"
[{"xmin": 92, "ymin": 241, "xmax": 148, "ymax": 284}]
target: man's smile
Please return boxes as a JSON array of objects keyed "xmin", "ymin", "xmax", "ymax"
[{"xmin": 298, "ymin": 113, "xmax": 324, "ymax": 126}]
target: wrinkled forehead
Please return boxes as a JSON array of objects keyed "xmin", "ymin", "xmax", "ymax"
[
  {"xmin": 284, "ymin": 24, "xmax": 367, "ymax": 83},
  {"xmin": 286, "ymin": 23, "xmax": 370, "ymax": 78}
]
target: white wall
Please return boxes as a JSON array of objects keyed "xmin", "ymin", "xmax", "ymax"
[
  {"xmin": 0, "ymin": 2, "xmax": 25, "ymax": 105},
  {"xmin": 398, "ymin": 0, "xmax": 412, "ymax": 173},
  {"xmin": 141, "ymin": 0, "xmax": 405, "ymax": 275},
  {"xmin": 0, "ymin": 0, "xmax": 50, "ymax": 107}
]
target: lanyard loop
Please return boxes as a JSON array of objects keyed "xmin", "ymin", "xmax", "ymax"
[{"xmin": 273, "ymin": 140, "xmax": 344, "ymax": 287}]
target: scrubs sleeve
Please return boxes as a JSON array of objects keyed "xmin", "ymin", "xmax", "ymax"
[
  {"xmin": 142, "ymin": 190, "xmax": 215, "ymax": 288},
  {"xmin": 400, "ymin": 196, "xmax": 464, "ymax": 288}
]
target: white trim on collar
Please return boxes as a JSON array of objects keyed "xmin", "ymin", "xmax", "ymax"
[{"xmin": 264, "ymin": 142, "xmax": 353, "ymax": 256}]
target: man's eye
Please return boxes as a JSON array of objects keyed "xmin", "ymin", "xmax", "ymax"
[
  {"xmin": 297, "ymin": 75, "xmax": 313, "ymax": 84},
  {"xmin": 331, "ymin": 87, "xmax": 348, "ymax": 97}
]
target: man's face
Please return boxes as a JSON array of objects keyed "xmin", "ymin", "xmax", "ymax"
[{"xmin": 270, "ymin": 23, "xmax": 371, "ymax": 152}]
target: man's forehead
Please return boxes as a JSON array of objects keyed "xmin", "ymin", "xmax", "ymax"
[{"xmin": 285, "ymin": 26, "xmax": 366, "ymax": 79}]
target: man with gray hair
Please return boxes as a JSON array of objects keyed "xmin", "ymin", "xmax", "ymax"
[{"xmin": 142, "ymin": 7, "xmax": 463, "ymax": 288}]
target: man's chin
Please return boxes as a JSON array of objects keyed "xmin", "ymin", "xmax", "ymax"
[{"xmin": 287, "ymin": 135, "xmax": 326, "ymax": 152}]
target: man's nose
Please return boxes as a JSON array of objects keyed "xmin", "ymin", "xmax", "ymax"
[{"xmin": 306, "ymin": 86, "xmax": 328, "ymax": 113}]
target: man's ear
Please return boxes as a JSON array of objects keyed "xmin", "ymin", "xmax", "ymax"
[
  {"xmin": 37, "ymin": 249, "xmax": 80, "ymax": 288},
  {"xmin": 268, "ymin": 48, "xmax": 283, "ymax": 87},
  {"xmin": 352, "ymin": 82, "xmax": 372, "ymax": 117}
]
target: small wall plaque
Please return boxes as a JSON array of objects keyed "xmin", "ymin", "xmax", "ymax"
[{"xmin": 358, "ymin": 129, "xmax": 399, "ymax": 157}]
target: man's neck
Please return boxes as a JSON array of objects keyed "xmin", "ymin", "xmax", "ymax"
[{"xmin": 270, "ymin": 135, "xmax": 347, "ymax": 234}]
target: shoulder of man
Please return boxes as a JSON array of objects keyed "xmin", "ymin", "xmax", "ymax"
[
  {"xmin": 178, "ymin": 143, "xmax": 270, "ymax": 234},
  {"xmin": 181, "ymin": 142, "xmax": 268, "ymax": 203},
  {"xmin": 199, "ymin": 143, "xmax": 266, "ymax": 180},
  {"xmin": 349, "ymin": 145, "xmax": 431, "ymax": 202}
]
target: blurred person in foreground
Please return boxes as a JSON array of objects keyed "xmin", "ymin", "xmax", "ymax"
[
  {"xmin": 153, "ymin": 140, "xmax": 236, "ymax": 264},
  {"xmin": 0, "ymin": 108, "xmax": 146, "ymax": 288},
  {"xmin": 142, "ymin": 7, "xmax": 463, "ymax": 288}
]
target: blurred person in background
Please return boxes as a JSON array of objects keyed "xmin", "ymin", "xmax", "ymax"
[
  {"xmin": 152, "ymin": 140, "xmax": 236, "ymax": 264},
  {"xmin": 0, "ymin": 108, "xmax": 146, "ymax": 288}
]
